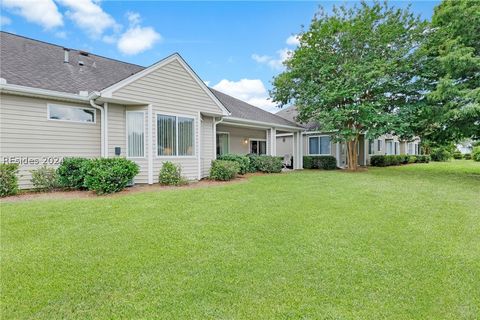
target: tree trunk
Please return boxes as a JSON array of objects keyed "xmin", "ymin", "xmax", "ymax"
[{"xmin": 346, "ymin": 137, "xmax": 359, "ymax": 171}]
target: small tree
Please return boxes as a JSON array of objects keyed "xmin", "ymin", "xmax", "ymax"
[{"xmin": 271, "ymin": 1, "xmax": 427, "ymax": 170}]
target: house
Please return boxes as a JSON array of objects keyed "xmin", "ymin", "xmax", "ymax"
[
  {"xmin": 275, "ymin": 105, "xmax": 421, "ymax": 167},
  {"xmin": 0, "ymin": 32, "xmax": 303, "ymax": 189}
]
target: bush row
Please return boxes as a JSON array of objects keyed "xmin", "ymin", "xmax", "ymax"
[
  {"xmin": 473, "ymin": 147, "xmax": 480, "ymax": 162},
  {"xmin": 370, "ymin": 154, "xmax": 430, "ymax": 167},
  {"xmin": 210, "ymin": 154, "xmax": 284, "ymax": 181},
  {"xmin": 303, "ymin": 156, "xmax": 337, "ymax": 170}
]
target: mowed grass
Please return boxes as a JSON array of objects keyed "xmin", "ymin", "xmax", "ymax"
[{"xmin": 1, "ymin": 161, "xmax": 479, "ymax": 319}]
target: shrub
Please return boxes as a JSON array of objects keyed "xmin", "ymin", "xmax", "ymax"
[
  {"xmin": 473, "ymin": 147, "xmax": 480, "ymax": 162},
  {"xmin": 409, "ymin": 156, "xmax": 417, "ymax": 163},
  {"xmin": 30, "ymin": 165, "xmax": 59, "ymax": 191},
  {"xmin": 370, "ymin": 155, "xmax": 386, "ymax": 167},
  {"xmin": 303, "ymin": 156, "xmax": 337, "ymax": 170},
  {"xmin": 255, "ymin": 156, "xmax": 283, "ymax": 173},
  {"xmin": 159, "ymin": 161, "xmax": 187, "ymax": 186},
  {"xmin": 217, "ymin": 154, "xmax": 250, "ymax": 175},
  {"xmin": 57, "ymin": 157, "xmax": 89, "ymax": 189},
  {"xmin": 430, "ymin": 148, "xmax": 451, "ymax": 162},
  {"xmin": 398, "ymin": 155, "xmax": 409, "ymax": 164},
  {"xmin": 209, "ymin": 160, "xmax": 240, "ymax": 181},
  {"xmin": 83, "ymin": 158, "xmax": 139, "ymax": 194},
  {"xmin": 416, "ymin": 155, "xmax": 431, "ymax": 163},
  {"xmin": 452, "ymin": 151, "xmax": 463, "ymax": 160},
  {"xmin": 0, "ymin": 163, "xmax": 19, "ymax": 197},
  {"xmin": 386, "ymin": 155, "xmax": 399, "ymax": 166},
  {"xmin": 246, "ymin": 154, "xmax": 261, "ymax": 172},
  {"xmin": 464, "ymin": 153, "xmax": 472, "ymax": 160}
]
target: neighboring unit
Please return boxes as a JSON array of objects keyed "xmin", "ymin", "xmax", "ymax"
[{"xmin": 275, "ymin": 105, "xmax": 421, "ymax": 168}]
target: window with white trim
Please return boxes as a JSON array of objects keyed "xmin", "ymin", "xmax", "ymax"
[
  {"xmin": 250, "ymin": 139, "xmax": 266, "ymax": 155},
  {"xmin": 216, "ymin": 133, "xmax": 229, "ymax": 156},
  {"xmin": 48, "ymin": 104, "xmax": 95, "ymax": 123},
  {"xmin": 308, "ymin": 136, "xmax": 331, "ymax": 155},
  {"xmin": 408, "ymin": 142, "xmax": 414, "ymax": 155},
  {"xmin": 369, "ymin": 140, "xmax": 375, "ymax": 154},
  {"xmin": 126, "ymin": 112, "xmax": 145, "ymax": 157},
  {"xmin": 157, "ymin": 114, "xmax": 194, "ymax": 156},
  {"xmin": 377, "ymin": 139, "xmax": 382, "ymax": 152},
  {"xmin": 385, "ymin": 139, "xmax": 394, "ymax": 155}
]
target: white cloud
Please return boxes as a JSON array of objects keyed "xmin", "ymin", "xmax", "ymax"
[
  {"xmin": 0, "ymin": 15, "xmax": 12, "ymax": 27},
  {"xmin": 212, "ymin": 79, "xmax": 278, "ymax": 113},
  {"xmin": 2, "ymin": 0, "xmax": 63, "ymax": 29},
  {"xmin": 286, "ymin": 34, "xmax": 300, "ymax": 46},
  {"xmin": 126, "ymin": 11, "xmax": 141, "ymax": 26},
  {"xmin": 57, "ymin": 0, "xmax": 118, "ymax": 38},
  {"xmin": 251, "ymin": 48, "xmax": 291, "ymax": 70},
  {"xmin": 55, "ymin": 31, "xmax": 67, "ymax": 39},
  {"xmin": 204, "ymin": 80, "xmax": 211, "ymax": 86},
  {"xmin": 117, "ymin": 26, "xmax": 161, "ymax": 55}
]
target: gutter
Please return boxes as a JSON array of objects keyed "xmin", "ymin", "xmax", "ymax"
[
  {"xmin": 223, "ymin": 116, "xmax": 302, "ymax": 131},
  {"xmin": 0, "ymin": 83, "xmax": 90, "ymax": 102},
  {"xmin": 88, "ymin": 92, "xmax": 106, "ymax": 158}
]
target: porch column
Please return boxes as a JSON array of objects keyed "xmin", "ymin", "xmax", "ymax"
[
  {"xmin": 269, "ymin": 128, "xmax": 276, "ymax": 156},
  {"xmin": 293, "ymin": 131, "xmax": 303, "ymax": 169}
]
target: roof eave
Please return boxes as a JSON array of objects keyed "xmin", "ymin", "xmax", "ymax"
[{"xmin": 223, "ymin": 116, "xmax": 303, "ymax": 131}]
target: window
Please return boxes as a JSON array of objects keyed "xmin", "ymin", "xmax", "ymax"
[
  {"xmin": 48, "ymin": 104, "xmax": 95, "ymax": 123},
  {"xmin": 377, "ymin": 139, "xmax": 382, "ymax": 152},
  {"xmin": 157, "ymin": 114, "xmax": 194, "ymax": 156},
  {"xmin": 216, "ymin": 133, "xmax": 229, "ymax": 156},
  {"xmin": 385, "ymin": 139, "xmax": 394, "ymax": 155},
  {"xmin": 369, "ymin": 140, "xmax": 375, "ymax": 154},
  {"xmin": 308, "ymin": 136, "xmax": 331, "ymax": 155},
  {"xmin": 408, "ymin": 142, "xmax": 414, "ymax": 155},
  {"xmin": 395, "ymin": 142, "xmax": 400, "ymax": 155},
  {"xmin": 250, "ymin": 140, "xmax": 266, "ymax": 155},
  {"xmin": 126, "ymin": 112, "xmax": 145, "ymax": 157}
]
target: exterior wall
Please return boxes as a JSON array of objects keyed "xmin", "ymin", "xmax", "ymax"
[
  {"xmin": 106, "ymin": 103, "xmax": 126, "ymax": 157},
  {"xmin": 201, "ymin": 116, "xmax": 214, "ymax": 178},
  {"xmin": 110, "ymin": 60, "xmax": 224, "ymax": 182},
  {"xmin": 0, "ymin": 93, "xmax": 101, "ymax": 188},
  {"xmin": 276, "ymin": 135, "xmax": 294, "ymax": 156},
  {"xmin": 216, "ymin": 124, "xmax": 266, "ymax": 155}
]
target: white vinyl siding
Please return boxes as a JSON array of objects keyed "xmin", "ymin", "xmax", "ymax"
[
  {"xmin": 157, "ymin": 114, "xmax": 194, "ymax": 157},
  {"xmin": 126, "ymin": 111, "xmax": 145, "ymax": 158},
  {"xmin": 308, "ymin": 136, "xmax": 331, "ymax": 155},
  {"xmin": 47, "ymin": 104, "xmax": 95, "ymax": 123}
]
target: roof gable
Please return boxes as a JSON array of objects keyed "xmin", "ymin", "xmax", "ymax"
[{"xmin": 101, "ymin": 54, "xmax": 229, "ymax": 116}]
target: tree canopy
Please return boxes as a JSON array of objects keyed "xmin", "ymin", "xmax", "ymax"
[{"xmin": 271, "ymin": 1, "xmax": 427, "ymax": 170}]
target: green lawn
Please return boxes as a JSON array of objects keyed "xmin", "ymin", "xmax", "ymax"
[{"xmin": 2, "ymin": 161, "xmax": 479, "ymax": 319}]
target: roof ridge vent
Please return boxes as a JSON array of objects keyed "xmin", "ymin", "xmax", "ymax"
[{"xmin": 78, "ymin": 60, "xmax": 85, "ymax": 66}]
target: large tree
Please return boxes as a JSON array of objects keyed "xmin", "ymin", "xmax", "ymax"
[
  {"xmin": 271, "ymin": 1, "xmax": 427, "ymax": 170},
  {"xmin": 409, "ymin": 0, "xmax": 480, "ymax": 150}
]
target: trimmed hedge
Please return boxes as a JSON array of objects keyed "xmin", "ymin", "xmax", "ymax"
[
  {"xmin": 159, "ymin": 161, "xmax": 187, "ymax": 186},
  {"xmin": 83, "ymin": 158, "xmax": 139, "ymax": 194},
  {"xmin": 210, "ymin": 160, "xmax": 240, "ymax": 181},
  {"xmin": 57, "ymin": 157, "xmax": 89, "ymax": 189},
  {"xmin": 370, "ymin": 154, "xmax": 429, "ymax": 167},
  {"xmin": 0, "ymin": 163, "xmax": 19, "ymax": 197},
  {"xmin": 246, "ymin": 154, "xmax": 283, "ymax": 173},
  {"xmin": 217, "ymin": 154, "xmax": 250, "ymax": 175},
  {"xmin": 303, "ymin": 156, "xmax": 337, "ymax": 170},
  {"xmin": 464, "ymin": 153, "xmax": 472, "ymax": 160},
  {"xmin": 430, "ymin": 148, "xmax": 451, "ymax": 162},
  {"xmin": 30, "ymin": 165, "xmax": 59, "ymax": 191},
  {"xmin": 473, "ymin": 147, "xmax": 480, "ymax": 162},
  {"xmin": 453, "ymin": 151, "xmax": 463, "ymax": 160}
]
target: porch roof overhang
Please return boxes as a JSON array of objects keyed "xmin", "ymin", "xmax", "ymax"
[{"xmin": 221, "ymin": 116, "xmax": 303, "ymax": 131}]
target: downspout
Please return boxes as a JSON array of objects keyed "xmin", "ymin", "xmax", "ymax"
[
  {"xmin": 213, "ymin": 117, "xmax": 224, "ymax": 159},
  {"xmin": 89, "ymin": 92, "xmax": 105, "ymax": 157}
]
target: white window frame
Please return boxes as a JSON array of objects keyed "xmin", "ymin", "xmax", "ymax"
[
  {"xmin": 216, "ymin": 131, "xmax": 230, "ymax": 156},
  {"xmin": 368, "ymin": 139, "xmax": 375, "ymax": 155},
  {"xmin": 308, "ymin": 135, "xmax": 331, "ymax": 156},
  {"xmin": 125, "ymin": 110, "xmax": 146, "ymax": 159},
  {"xmin": 47, "ymin": 103, "xmax": 96, "ymax": 124},
  {"xmin": 385, "ymin": 139, "xmax": 394, "ymax": 155},
  {"xmin": 156, "ymin": 112, "xmax": 196, "ymax": 159},
  {"xmin": 249, "ymin": 138, "xmax": 267, "ymax": 155},
  {"xmin": 377, "ymin": 139, "xmax": 383, "ymax": 152}
]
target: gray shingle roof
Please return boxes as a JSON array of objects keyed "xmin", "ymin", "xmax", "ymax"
[
  {"xmin": 209, "ymin": 88, "xmax": 299, "ymax": 127},
  {"xmin": 276, "ymin": 105, "xmax": 320, "ymax": 130},
  {"xmin": 0, "ymin": 31, "xmax": 144, "ymax": 94},
  {"xmin": 1, "ymin": 31, "xmax": 300, "ymax": 127}
]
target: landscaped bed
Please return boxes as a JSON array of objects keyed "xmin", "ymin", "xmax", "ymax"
[{"xmin": 1, "ymin": 161, "xmax": 479, "ymax": 319}]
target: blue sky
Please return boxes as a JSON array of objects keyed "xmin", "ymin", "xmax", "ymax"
[{"xmin": 0, "ymin": 1, "xmax": 439, "ymax": 112}]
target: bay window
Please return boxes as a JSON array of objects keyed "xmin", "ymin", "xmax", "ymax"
[{"xmin": 157, "ymin": 114, "xmax": 194, "ymax": 156}]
